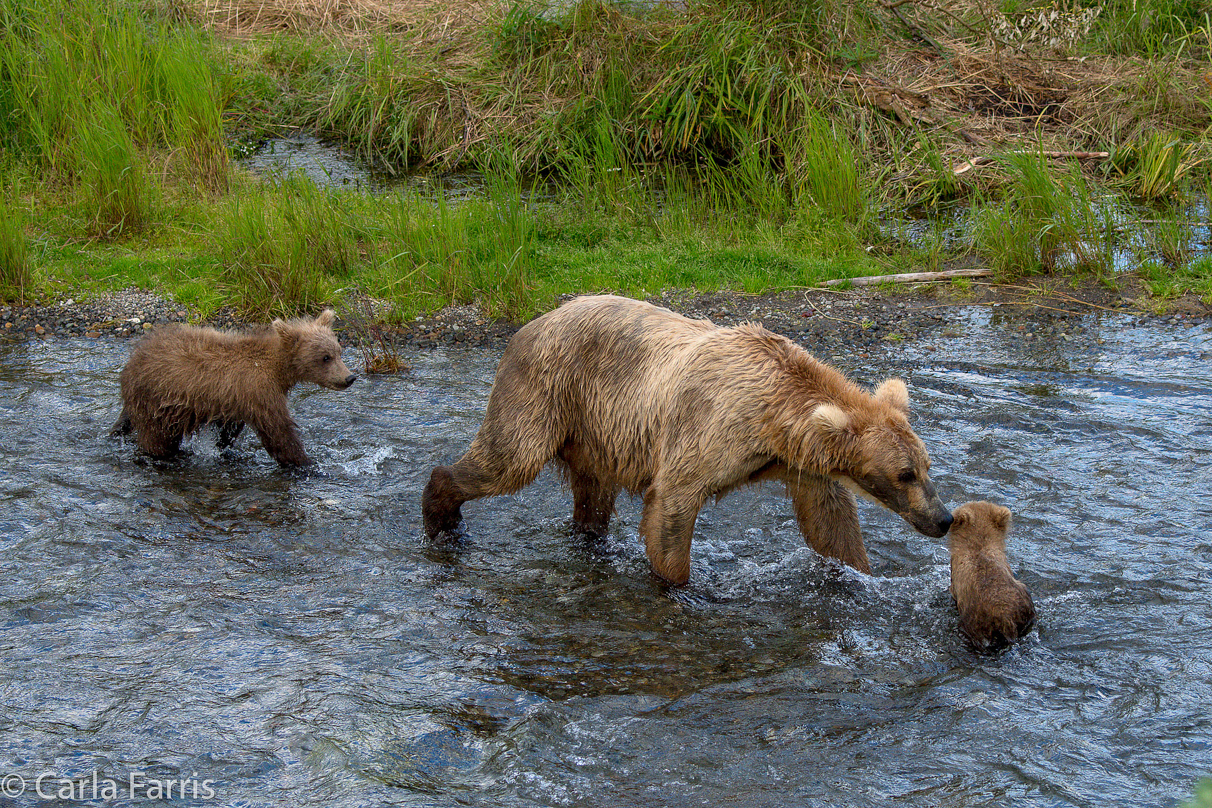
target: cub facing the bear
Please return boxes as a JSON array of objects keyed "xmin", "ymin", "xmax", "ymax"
[
  {"xmin": 949, "ymin": 500, "xmax": 1036, "ymax": 652},
  {"xmin": 112, "ymin": 310, "xmax": 356, "ymax": 466},
  {"xmin": 422, "ymin": 295, "xmax": 952, "ymax": 585}
]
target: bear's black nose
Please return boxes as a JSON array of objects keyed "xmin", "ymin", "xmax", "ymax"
[
  {"xmin": 344, "ymin": 374, "xmax": 357, "ymax": 387},
  {"xmin": 938, "ymin": 511, "xmax": 954, "ymax": 535}
]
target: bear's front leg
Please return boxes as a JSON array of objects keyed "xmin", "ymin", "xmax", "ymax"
[
  {"xmin": 250, "ymin": 404, "xmax": 312, "ymax": 466},
  {"xmin": 639, "ymin": 485, "xmax": 706, "ymax": 586},
  {"xmin": 787, "ymin": 474, "xmax": 870, "ymax": 573},
  {"xmin": 422, "ymin": 465, "xmax": 469, "ymax": 537}
]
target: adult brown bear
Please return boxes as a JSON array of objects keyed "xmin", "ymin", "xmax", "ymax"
[
  {"xmin": 422, "ymin": 295, "xmax": 952, "ymax": 584},
  {"xmin": 112, "ymin": 310, "xmax": 356, "ymax": 466}
]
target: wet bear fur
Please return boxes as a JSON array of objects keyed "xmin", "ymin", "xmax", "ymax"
[
  {"xmin": 422, "ymin": 295, "xmax": 953, "ymax": 585},
  {"xmin": 112, "ymin": 310, "xmax": 356, "ymax": 466},
  {"xmin": 949, "ymin": 500, "xmax": 1036, "ymax": 652}
]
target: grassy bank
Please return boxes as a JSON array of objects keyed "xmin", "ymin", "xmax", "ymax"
[{"xmin": 1, "ymin": 0, "xmax": 1210, "ymax": 319}]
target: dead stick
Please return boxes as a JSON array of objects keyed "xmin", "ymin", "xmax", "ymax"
[
  {"xmin": 817, "ymin": 268, "xmax": 993, "ymax": 288},
  {"xmin": 953, "ymin": 150, "xmax": 1111, "ymax": 176}
]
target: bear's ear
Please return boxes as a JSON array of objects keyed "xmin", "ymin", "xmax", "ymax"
[
  {"xmin": 272, "ymin": 318, "xmax": 296, "ymax": 343},
  {"xmin": 809, "ymin": 403, "xmax": 850, "ymax": 436},
  {"xmin": 950, "ymin": 507, "xmax": 968, "ymax": 529},
  {"xmin": 992, "ymin": 504, "xmax": 1012, "ymax": 533},
  {"xmin": 315, "ymin": 309, "xmax": 335, "ymax": 327},
  {"xmin": 874, "ymin": 378, "xmax": 909, "ymax": 413}
]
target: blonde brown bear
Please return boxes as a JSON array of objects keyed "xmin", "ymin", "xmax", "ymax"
[
  {"xmin": 422, "ymin": 295, "xmax": 953, "ymax": 585},
  {"xmin": 112, "ymin": 310, "xmax": 356, "ymax": 466},
  {"xmin": 949, "ymin": 501, "xmax": 1036, "ymax": 651}
]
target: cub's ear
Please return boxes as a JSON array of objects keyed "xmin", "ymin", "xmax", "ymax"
[
  {"xmin": 991, "ymin": 504, "xmax": 1012, "ymax": 533},
  {"xmin": 874, "ymin": 378, "xmax": 909, "ymax": 413},
  {"xmin": 950, "ymin": 509, "xmax": 967, "ymax": 529},
  {"xmin": 809, "ymin": 403, "xmax": 850, "ymax": 436},
  {"xmin": 272, "ymin": 318, "xmax": 296, "ymax": 343},
  {"xmin": 315, "ymin": 309, "xmax": 335, "ymax": 327}
]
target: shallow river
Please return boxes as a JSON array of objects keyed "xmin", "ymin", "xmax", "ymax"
[{"xmin": 1, "ymin": 307, "xmax": 1210, "ymax": 807}]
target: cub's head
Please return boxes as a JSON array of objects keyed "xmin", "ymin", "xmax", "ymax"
[
  {"xmin": 948, "ymin": 500, "xmax": 1011, "ymax": 556},
  {"xmin": 810, "ymin": 378, "xmax": 952, "ymax": 538},
  {"xmin": 274, "ymin": 309, "xmax": 357, "ymax": 390}
]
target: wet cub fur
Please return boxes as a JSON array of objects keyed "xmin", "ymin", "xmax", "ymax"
[
  {"xmin": 949, "ymin": 500, "xmax": 1036, "ymax": 652},
  {"xmin": 112, "ymin": 310, "xmax": 356, "ymax": 466}
]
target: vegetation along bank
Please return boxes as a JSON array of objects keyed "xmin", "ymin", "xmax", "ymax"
[{"xmin": 0, "ymin": 0, "xmax": 1210, "ymax": 332}]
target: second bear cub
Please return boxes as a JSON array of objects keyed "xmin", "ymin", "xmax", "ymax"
[
  {"xmin": 949, "ymin": 500, "xmax": 1036, "ymax": 652},
  {"xmin": 112, "ymin": 310, "xmax": 356, "ymax": 466}
]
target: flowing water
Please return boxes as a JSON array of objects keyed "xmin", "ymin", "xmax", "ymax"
[{"xmin": 1, "ymin": 309, "xmax": 1210, "ymax": 807}]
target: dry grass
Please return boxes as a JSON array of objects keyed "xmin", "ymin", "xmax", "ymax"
[{"xmin": 193, "ymin": 0, "xmax": 505, "ymax": 36}]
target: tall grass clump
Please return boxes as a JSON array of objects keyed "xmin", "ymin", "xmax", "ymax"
[
  {"xmin": 77, "ymin": 107, "xmax": 154, "ymax": 238},
  {"xmin": 374, "ymin": 171, "xmax": 536, "ymax": 319},
  {"xmin": 215, "ymin": 177, "xmax": 365, "ymax": 317},
  {"xmin": 0, "ymin": 0, "xmax": 227, "ymax": 198},
  {"xmin": 1109, "ymin": 132, "xmax": 1208, "ymax": 201},
  {"xmin": 319, "ymin": 35, "xmax": 459, "ymax": 172},
  {"xmin": 1090, "ymin": 0, "xmax": 1209, "ymax": 57},
  {"xmin": 0, "ymin": 193, "xmax": 32, "ymax": 302},
  {"xmin": 973, "ymin": 153, "xmax": 1118, "ymax": 278}
]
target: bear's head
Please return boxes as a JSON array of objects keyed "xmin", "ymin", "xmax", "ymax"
[
  {"xmin": 274, "ymin": 309, "xmax": 358, "ymax": 391},
  {"xmin": 949, "ymin": 500, "xmax": 1011, "ymax": 551},
  {"xmin": 809, "ymin": 378, "xmax": 952, "ymax": 538}
]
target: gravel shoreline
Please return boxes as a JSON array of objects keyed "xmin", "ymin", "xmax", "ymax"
[{"xmin": 2, "ymin": 277, "xmax": 1209, "ymax": 360}]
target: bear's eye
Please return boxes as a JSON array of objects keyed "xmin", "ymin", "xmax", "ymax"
[
  {"xmin": 322, "ymin": 354, "xmax": 332, "ymax": 363},
  {"xmin": 898, "ymin": 470, "xmax": 916, "ymax": 484}
]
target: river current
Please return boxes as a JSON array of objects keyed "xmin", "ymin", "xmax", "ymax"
[{"xmin": 1, "ymin": 307, "xmax": 1209, "ymax": 807}]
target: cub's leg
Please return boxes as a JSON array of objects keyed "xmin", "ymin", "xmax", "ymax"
[
  {"xmin": 136, "ymin": 423, "xmax": 183, "ymax": 459},
  {"xmin": 216, "ymin": 419, "xmax": 246, "ymax": 449},
  {"xmin": 786, "ymin": 473, "xmax": 870, "ymax": 574},
  {"xmin": 639, "ymin": 483, "xmax": 707, "ymax": 586},
  {"xmin": 110, "ymin": 408, "xmax": 133, "ymax": 437},
  {"xmin": 249, "ymin": 402, "xmax": 311, "ymax": 466}
]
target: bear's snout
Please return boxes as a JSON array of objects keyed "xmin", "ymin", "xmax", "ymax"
[
  {"xmin": 339, "ymin": 373, "xmax": 357, "ymax": 389},
  {"xmin": 936, "ymin": 510, "xmax": 954, "ymax": 536}
]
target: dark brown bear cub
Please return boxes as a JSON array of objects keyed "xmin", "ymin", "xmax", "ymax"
[
  {"xmin": 112, "ymin": 310, "xmax": 356, "ymax": 466},
  {"xmin": 949, "ymin": 500, "xmax": 1036, "ymax": 652}
]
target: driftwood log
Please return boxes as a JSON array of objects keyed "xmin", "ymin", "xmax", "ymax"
[{"xmin": 816, "ymin": 268, "xmax": 993, "ymax": 288}]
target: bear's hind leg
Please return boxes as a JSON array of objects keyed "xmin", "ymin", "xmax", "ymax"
[
  {"xmin": 571, "ymin": 473, "xmax": 619, "ymax": 538},
  {"xmin": 639, "ymin": 485, "xmax": 705, "ymax": 586},
  {"xmin": 787, "ymin": 474, "xmax": 870, "ymax": 574},
  {"xmin": 559, "ymin": 441, "xmax": 618, "ymax": 537}
]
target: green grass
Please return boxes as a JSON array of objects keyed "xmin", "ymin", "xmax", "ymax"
[
  {"xmin": 0, "ymin": 0, "xmax": 1210, "ymax": 318},
  {"xmin": 0, "ymin": 190, "xmax": 32, "ymax": 302}
]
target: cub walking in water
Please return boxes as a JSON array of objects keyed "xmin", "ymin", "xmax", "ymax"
[{"xmin": 112, "ymin": 310, "xmax": 356, "ymax": 466}]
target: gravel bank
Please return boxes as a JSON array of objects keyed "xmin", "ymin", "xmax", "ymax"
[{"xmin": 2, "ymin": 277, "xmax": 1209, "ymax": 362}]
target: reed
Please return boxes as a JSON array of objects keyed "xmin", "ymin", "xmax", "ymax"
[
  {"xmin": 214, "ymin": 176, "xmax": 365, "ymax": 317},
  {"xmin": 0, "ymin": 192, "xmax": 32, "ymax": 302}
]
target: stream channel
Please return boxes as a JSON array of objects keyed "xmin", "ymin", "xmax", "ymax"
[{"xmin": 1, "ymin": 305, "xmax": 1210, "ymax": 807}]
